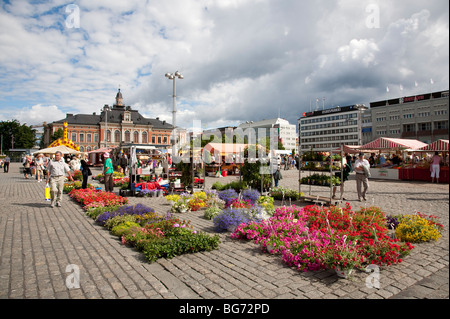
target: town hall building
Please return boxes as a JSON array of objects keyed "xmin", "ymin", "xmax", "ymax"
[{"xmin": 43, "ymin": 89, "xmax": 174, "ymax": 152}]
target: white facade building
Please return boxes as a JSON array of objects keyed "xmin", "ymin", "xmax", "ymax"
[
  {"xmin": 298, "ymin": 104, "xmax": 368, "ymax": 152},
  {"xmin": 238, "ymin": 118, "xmax": 297, "ymax": 153}
]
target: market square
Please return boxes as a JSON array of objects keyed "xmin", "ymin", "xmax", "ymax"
[
  {"xmin": 0, "ymin": 1, "xmax": 449, "ymax": 308},
  {"xmin": 0, "ymin": 161, "xmax": 448, "ymax": 300}
]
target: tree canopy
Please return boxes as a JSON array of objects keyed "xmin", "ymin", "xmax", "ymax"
[{"xmin": 0, "ymin": 120, "xmax": 36, "ymax": 151}]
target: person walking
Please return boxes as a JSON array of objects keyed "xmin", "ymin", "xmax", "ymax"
[
  {"xmin": 23, "ymin": 155, "xmax": 32, "ymax": 179},
  {"xmin": 103, "ymin": 152, "xmax": 114, "ymax": 192},
  {"xmin": 273, "ymin": 166, "xmax": 283, "ymax": 187},
  {"xmin": 80, "ymin": 153, "xmax": 91, "ymax": 189},
  {"xmin": 35, "ymin": 153, "xmax": 44, "ymax": 182},
  {"xmin": 3, "ymin": 155, "xmax": 10, "ymax": 173},
  {"xmin": 120, "ymin": 154, "xmax": 128, "ymax": 174},
  {"xmin": 354, "ymin": 153, "xmax": 370, "ymax": 202},
  {"xmin": 430, "ymin": 151, "xmax": 442, "ymax": 183},
  {"xmin": 46, "ymin": 151, "xmax": 74, "ymax": 207},
  {"xmin": 332, "ymin": 156, "xmax": 351, "ymax": 200}
]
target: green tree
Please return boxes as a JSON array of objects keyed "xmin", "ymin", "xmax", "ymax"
[
  {"xmin": 0, "ymin": 120, "xmax": 36, "ymax": 150},
  {"xmin": 50, "ymin": 128, "xmax": 64, "ymax": 144}
]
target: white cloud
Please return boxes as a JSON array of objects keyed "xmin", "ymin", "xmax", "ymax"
[
  {"xmin": 0, "ymin": 0, "xmax": 448, "ymax": 129},
  {"xmin": 9, "ymin": 104, "xmax": 66, "ymax": 126}
]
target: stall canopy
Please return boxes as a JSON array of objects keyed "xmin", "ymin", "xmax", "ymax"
[
  {"xmin": 359, "ymin": 138, "xmax": 428, "ymax": 151},
  {"xmin": 203, "ymin": 143, "xmax": 266, "ymax": 155},
  {"xmin": 88, "ymin": 147, "xmax": 112, "ymax": 154},
  {"xmin": 332, "ymin": 145, "xmax": 362, "ymax": 154},
  {"xmin": 33, "ymin": 145, "xmax": 82, "ymax": 155},
  {"xmin": 417, "ymin": 139, "xmax": 449, "ymax": 152}
]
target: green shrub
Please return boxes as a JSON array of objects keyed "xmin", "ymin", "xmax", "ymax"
[
  {"xmin": 211, "ymin": 181, "xmax": 225, "ymax": 190},
  {"xmin": 105, "ymin": 214, "xmax": 137, "ymax": 230},
  {"xmin": 257, "ymin": 196, "xmax": 275, "ymax": 215},
  {"xmin": 143, "ymin": 231, "xmax": 220, "ymax": 263},
  {"xmin": 111, "ymin": 222, "xmax": 141, "ymax": 237},
  {"xmin": 86, "ymin": 205, "xmax": 121, "ymax": 220},
  {"xmin": 212, "ymin": 180, "xmax": 247, "ymax": 192},
  {"xmin": 204, "ymin": 206, "xmax": 222, "ymax": 220},
  {"xmin": 270, "ymin": 187, "xmax": 299, "ymax": 200}
]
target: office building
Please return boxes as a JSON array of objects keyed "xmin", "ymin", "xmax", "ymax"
[
  {"xmin": 370, "ymin": 90, "xmax": 449, "ymax": 143},
  {"xmin": 298, "ymin": 104, "xmax": 368, "ymax": 152}
]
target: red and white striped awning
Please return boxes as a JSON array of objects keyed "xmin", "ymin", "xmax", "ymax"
[
  {"xmin": 417, "ymin": 139, "xmax": 449, "ymax": 152},
  {"xmin": 331, "ymin": 145, "xmax": 362, "ymax": 154},
  {"xmin": 359, "ymin": 138, "xmax": 428, "ymax": 150}
]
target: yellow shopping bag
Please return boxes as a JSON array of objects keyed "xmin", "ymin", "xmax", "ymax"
[{"xmin": 45, "ymin": 185, "xmax": 51, "ymax": 201}]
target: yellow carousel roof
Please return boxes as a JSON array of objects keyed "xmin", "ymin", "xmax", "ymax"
[{"xmin": 49, "ymin": 122, "xmax": 80, "ymax": 151}]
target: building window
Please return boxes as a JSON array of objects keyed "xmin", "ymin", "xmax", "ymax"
[
  {"xmin": 94, "ymin": 133, "xmax": 99, "ymax": 142},
  {"xmin": 79, "ymin": 133, "xmax": 85, "ymax": 143},
  {"xmin": 434, "ymin": 121, "xmax": 448, "ymax": 130},
  {"xmin": 152, "ymin": 136, "xmax": 156, "ymax": 144},
  {"xmin": 86, "ymin": 146, "xmax": 92, "ymax": 152},
  {"xmin": 142, "ymin": 132, "xmax": 148, "ymax": 143},
  {"xmin": 86, "ymin": 133, "xmax": 92, "ymax": 143},
  {"xmin": 125, "ymin": 131, "xmax": 130, "ymax": 142},
  {"xmin": 133, "ymin": 131, "xmax": 139, "ymax": 143},
  {"xmin": 114, "ymin": 130, "xmax": 120, "ymax": 143},
  {"xmin": 435, "ymin": 110, "xmax": 448, "ymax": 116},
  {"xmin": 418, "ymin": 123, "xmax": 431, "ymax": 131},
  {"xmin": 157, "ymin": 136, "xmax": 162, "ymax": 144},
  {"xmin": 403, "ymin": 114, "xmax": 414, "ymax": 119},
  {"xmin": 163, "ymin": 136, "xmax": 167, "ymax": 144},
  {"xmin": 403, "ymin": 124, "xmax": 415, "ymax": 132},
  {"xmin": 71, "ymin": 132, "xmax": 77, "ymax": 142}
]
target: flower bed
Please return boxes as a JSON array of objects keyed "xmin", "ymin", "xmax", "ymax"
[
  {"xmin": 68, "ymin": 188, "xmax": 128, "ymax": 210},
  {"xmin": 165, "ymin": 191, "xmax": 213, "ymax": 213},
  {"xmin": 69, "ymin": 187, "xmax": 220, "ymax": 263},
  {"xmin": 231, "ymin": 204, "xmax": 419, "ymax": 276},
  {"xmin": 388, "ymin": 212, "xmax": 443, "ymax": 243},
  {"xmin": 63, "ymin": 181, "xmax": 92, "ymax": 193},
  {"xmin": 94, "ymin": 205, "xmax": 220, "ymax": 263}
]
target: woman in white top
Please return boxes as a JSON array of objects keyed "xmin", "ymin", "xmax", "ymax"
[{"xmin": 35, "ymin": 153, "xmax": 45, "ymax": 182}]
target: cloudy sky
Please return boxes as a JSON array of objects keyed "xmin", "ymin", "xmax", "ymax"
[{"xmin": 0, "ymin": 0, "xmax": 448, "ymax": 130}]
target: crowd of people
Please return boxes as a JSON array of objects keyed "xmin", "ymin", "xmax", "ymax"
[{"xmin": 1, "ymin": 146, "xmax": 446, "ymax": 209}]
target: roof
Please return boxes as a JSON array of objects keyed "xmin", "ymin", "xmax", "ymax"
[
  {"xmin": 204, "ymin": 143, "xmax": 265, "ymax": 155},
  {"xmin": 359, "ymin": 138, "xmax": 428, "ymax": 151},
  {"xmin": 54, "ymin": 114, "xmax": 101, "ymax": 126},
  {"xmin": 53, "ymin": 110, "xmax": 173, "ymax": 129},
  {"xmin": 417, "ymin": 140, "xmax": 449, "ymax": 152}
]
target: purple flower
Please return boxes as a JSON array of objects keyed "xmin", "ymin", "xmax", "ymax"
[
  {"xmin": 213, "ymin": 207, "xmax": 257, "ymax": 233},
  {"xmin": 96, "ymin": 204, "xmax": 156, "ymax": 226},
  {"xmin": 218, "ymin": 189, "xmax": 238, "ymax": 205},
  {"xmin": 242, "ymin": 189, "xmax": 260, "ymax": 205}
]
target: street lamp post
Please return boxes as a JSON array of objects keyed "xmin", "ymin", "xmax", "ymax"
[
  {"xmin": 102, "ymin": 105, "xmax": 110, "ymax": 149},
  {"xmin": 165, "ymin": 71, "xmax": 184, "ymax": 160}
]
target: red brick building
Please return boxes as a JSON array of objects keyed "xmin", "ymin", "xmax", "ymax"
[{"xmin": 43, "ymin": 89, "xmax": 173, "ymax": 152}]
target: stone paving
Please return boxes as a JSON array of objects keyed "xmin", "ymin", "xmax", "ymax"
[{"xmin": 0, "ymin": 163, "xmax": 448, "ymax": 300}]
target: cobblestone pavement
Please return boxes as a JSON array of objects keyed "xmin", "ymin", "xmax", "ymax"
[{"xmin": 0, "ymin": 163, "xmax": 448, "ymax": 300}]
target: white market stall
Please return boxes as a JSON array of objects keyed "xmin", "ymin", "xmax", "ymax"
[{"xmin": 359, "ymin": 137, "xmax": 428, "ymax": 180}]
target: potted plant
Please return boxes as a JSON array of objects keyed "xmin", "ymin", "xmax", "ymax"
[{"xmin": 322, "ymin": 235, "xmax": 362, "ymax": 278}]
